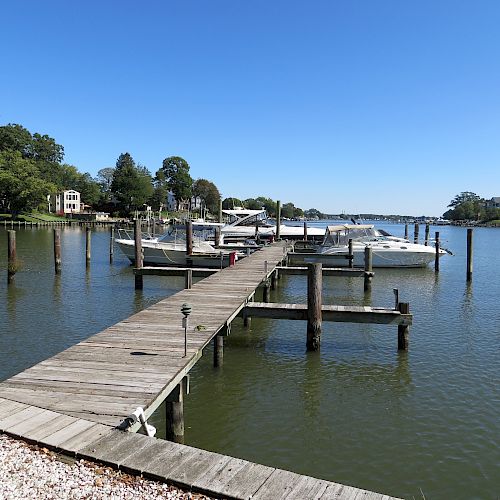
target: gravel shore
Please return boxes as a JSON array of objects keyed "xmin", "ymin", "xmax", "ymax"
[{"xmin": 0, "ymin": 433, "xmax": 216, "ymax": 499}]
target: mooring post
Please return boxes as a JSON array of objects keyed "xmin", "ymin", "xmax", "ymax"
[
  {"xmin": 263, "ymin": 279, "xmax": 271, "ymax": 302},
  {"xmin": 214, "ymin": 226, "xmax": 221, "ymax": 247},
  {"xmin": 303, "ymin": 222, "xmax": 308, "ymax": 240},
  {"xmin": 214, "ymin": 333, "xmax": 224, "ymax": 368},
  {"xmin": 243, "ymin": 297, "xmax": 253, "ymax": 328},
  {"xmin": 54, "ymin": 229, "xmax": 62, "ymax": 275},
  {"xmin": 275, "ymin": 200, "xmax": 281, "ymax": 240},
  {"xmin": 134, "ymin": 219, "xmax": 143, "ymax": 290},
  {"xmin": 184, "ymin": 268, "xmax": 193, "ymax": 289},
  {"xmin": 466, "ymin": 228, "xmax": 473, "ymax": 282},
  {"xmin": 424, "ymin": 223, "xmax": 430, "ymax": 246},
  {"xmin": 364, "ymin": 247, "xmax": 373, "ymax": 292},
  {"xmin": 435, "ymin": 231, "xmax": 440, "ymax": 273},
  {"xmin": 165, "ymin": 380, "xmax": 184, "ymax": 444},
  {"xmin": 414, "ymin": 223, "xmax": 419, "ymax": 244},
  {"xmin": 218, "ymin": 198, "xmax": 223, "ymax": 223},
  {"xmin": 186, "ymin": 220, "xmax": 193, "ymax": 256},
  {"xmin": 307, "ymin": 263, "xmax": 322, "ymax": 351},
  {"xmin": 85, "ymin": 227, "xmax": 91, "ymax": 268},
  {"xmin": 348, "ymin": 239, "xmax": 354, "ymax": 269},
  {"xmin": 109, "ymin": 227, "xmax": 114, "ymax": 262},
  {"xmin": 404, "ymin": 223, "xmax": 409, "ymax": 240},
  {"xmin": 397, "ymin": 302, "xmax": 410, "ymax": 350},
  {"xmin": 7, "ymin": 230, "xmax": 16, "ymax": 284},
  {"xmin": 271, "ymin": 269, "xmax": 279, "ymax": 290}
]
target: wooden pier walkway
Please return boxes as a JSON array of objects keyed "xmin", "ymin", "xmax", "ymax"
[{"xmin": 0, "ymin": 242, "xmax": 402, "ymax": 499}]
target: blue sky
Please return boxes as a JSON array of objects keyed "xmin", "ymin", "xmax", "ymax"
[{"xmin": 1, "ymin": 1, "xmax": 499, "ymax": 216}]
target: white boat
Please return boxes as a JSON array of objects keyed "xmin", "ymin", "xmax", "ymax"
[
  {"xmin": 293, "ymin": 224, "xmax": 448, "ymax": 268},
  {"xmin": 221, "ymin": 208, "xmax": 325, "ymax": 240},
  {"xmin": 115, "ymin": 229, "xmax": 242, "ymax": 267}
]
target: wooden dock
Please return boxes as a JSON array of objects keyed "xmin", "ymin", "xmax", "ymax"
[{"xmin": 0, "ymin": 242, "xmax": 402, "ymax": 499}]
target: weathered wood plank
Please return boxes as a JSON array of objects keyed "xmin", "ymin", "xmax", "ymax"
[{"xmin": 253, "ymin": 468, "xmax": 304, "ymax": 499}]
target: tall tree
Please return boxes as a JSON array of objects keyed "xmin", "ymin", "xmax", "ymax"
[
  {"xmin": 150, "ymin": 169, "xmax": 169, "ymax": 211},
  {"xmin": 111, "ymin": 153, "xmax": 153, "ymax": 214},
  {"xmin": 448, "ymin": 192, "xmax": 482, "ymax": 208},
  {"xmin": 0, "ymin": 151, "xmax": 57, "ymax": 213},
  {"xmin": 222, "ymin": 197, "xmax": 243, "ymax": 209},
  {"xmin": 192, "ymin": 178, "xmax": 221, "ymax": 214},
  {"xmin": 96, "ymin": 167, "xmax": 115, "ymax": 195},
  {"xmin": 161, "ymin": 156, "xmax": 193, "ymax": 210}
]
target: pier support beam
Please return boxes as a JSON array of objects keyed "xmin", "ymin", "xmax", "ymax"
[
  {"xmin": 397, "ymin": 302, "xmax": 410, "ymax": 350},
  {"xmin": 165, "ymin": 381, "xmax": 184, "ymax": 443},
  {"xmin": 214, "ymin": 333, "xmax": 224, "ymax": 367},
  {"xmin": 307, "ymin": 263, "xmax": 322, "ymax": 351},
  {"xmin": 54, "ymin": 229, "xmax": 62, "ymax": 275}
]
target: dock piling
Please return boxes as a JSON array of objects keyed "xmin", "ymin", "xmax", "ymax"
[
  {"xmin": 348, "ymin": 239, "xmax": 354, "ymax": 269},
  {"xmin": 134, "ymin": 219, "xmax": 143, "ymax": 290},
  {"xmin": 466, "ymin": 228, "xmax": 473, "ymax": 281},
  {"xmin": 397, "ymin": 302, "xmax": 410, "ymax": 350},
  {"xmin": 424, "ymin": 223, "xmax": 430, "ymax": 246},
  {"xmin": 214, "ymin": 333, "xmax": 224, "ymax": 367},
  {"xmin": 186, "ymin": 220, "xmax": 193, "ymax": 256},
  {"xmin": 7, "ymin": 230, "xmax": 16, "ymax": 284},
  {"xmin": 275, "ymin": 200, "xmax": 281, "ymax": 240},
  {"xmin": 54, "ymin": 229, "xmax": 62, "ymax": 275},
  {"xmin": 435, "ymin": 231, "xmax": 440, "ymax": 273},
  {"xmin": 109, "ymin": 227, "xmax": 114, "ymax": 262},
  {"xmin": 85, "ymin": 227, "xmax": 91, "ymax": 268},
  {"xmin": 307, "ymin": 263, "xmax": 322, "ymax": 351},
  {"xmin": 303, "ymin": 222, "xmax": 308, "ymax": 240},
  {"xmin": 364, "ymin": 247, "xmax": 373, "ymax": 292},
  {"xmin": 414, "ymin": 223, "xmax": 419, "ymax": 244},
  {"xmin": 184, "ymin": 268, "xmax": 193, "ymax": 289},
  {"xmin": 404, "ymin": 223, "xmax": 409, "ymax": 240},
  {"xmin": 165, "ymin": 381, "xmax": 184, "ymax": 444}
]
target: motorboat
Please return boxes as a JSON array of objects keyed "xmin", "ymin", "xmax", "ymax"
[
  {"xmin": 291, "ymin": 224, "xmax": 448, "ymax": 268},
  {"xmin": 115, "ymin": 228, "xmax": 244, "ymax": 267},
  {"xmin": 221, "ymin": 208, "xmax": 325, "ymax": 241}
]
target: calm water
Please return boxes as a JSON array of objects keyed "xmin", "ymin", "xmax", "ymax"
[{"xmin": 0, "ymin": 224, "xmax": 499, "ymax": 499}]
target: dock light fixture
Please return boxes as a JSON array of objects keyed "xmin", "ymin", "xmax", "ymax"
[{"xmin": 181, "ymin": 303, "xmax": 192, "ymax": 357}]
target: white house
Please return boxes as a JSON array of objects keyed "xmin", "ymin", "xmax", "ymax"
[
  {"xmin": 166, "ymin": 191, "xmax": 202, "ymax": 212},
  {"xmin": 48, "ymin": 190, "xmax": 81, "ymax": 215}
]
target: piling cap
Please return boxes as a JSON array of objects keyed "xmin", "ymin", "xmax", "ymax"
[{"xmin": 181, "ymin": 303, "xmax": 192, "ymax": 317}]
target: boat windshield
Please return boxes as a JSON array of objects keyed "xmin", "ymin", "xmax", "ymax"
[{"xmin": 322, "ymin": 225, "xmax": 377, "ymax": 246}]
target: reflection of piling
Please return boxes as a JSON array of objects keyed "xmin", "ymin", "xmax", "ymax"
[
  {"xmin": 466, "ymin": 228, "xmax": 473, "ymax": 282},
  {"xmin": 7, "ymin": 230, "xmax": 16, "ymax": 284},
  {"xmin": 435, "ymin": 231, "xmax": 440, "ymax": 273},
  {"xmin": 398, "ymin": 302, "xmax": 410, "ymax": 350},
  {"xmin": 307, "ymin": 263, "xmax": 322, "ymax": 351},
  {"xmin": 134, "ymin": 219, "xmax": 143, "ymax": 290},
  {"xmin": 54, "ymin": 229, "xmax": 62, "ymax": 275}
]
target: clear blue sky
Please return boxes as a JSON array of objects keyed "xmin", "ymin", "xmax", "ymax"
[{"xmin": 2, "ymin": 1, "xmax": 499, "ymax": 216}]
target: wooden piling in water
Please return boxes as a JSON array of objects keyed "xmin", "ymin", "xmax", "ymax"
[
  {"xmin": 214, "ymin": 227, "xmax": 221, "ymax": 247},
  {"xmin": 263, "ymin": 279, "xmax": 271, "ymax": 302},
  {"xmin": 134, "ymin": 219, "xmax": 143, "ymax": 290},
  {"xmin": 275, "ymin": 200, "xmax": 281, "ymax": 240},
  {"xmin": 303, "ymin": 222, "xmax": 308, "ymax": 240},
  {"xmin": 218, "ymin": 198, "xmax": 223, "ymax": 223},
  {"xmin": 424, "ymin": 223, "xmax": 430, "ymax": 246},
  {"xmin": 435, "ymin": 231, "xmax": 440, "ymax": 273},
  {"xmin": 348, "ymin": 239, "xmax": 354, "ymax": 269},
  {"xmin": 184, "ymin": 268, "xmax": 193, "ymax": 289},
  {"xmin": 414, "ymin": 223, "xmax": 419, "ymax": 244},
  {"xmin": 466, "ymin": 228, "xmax": 473, "ymax": 282},
  {"xmin": 186, "ymin": 220, "xmax": 193, "ymax": 256},
  {"xmin": 165, "ymin": 381, "xmax": 184, "ymax": 443},
  {"xmin": 307, "ymin": 263, "xmax": 322, "ymax": 351},
  {"xmin": 109, "ymin": 227, "xmax": 114, "ymax": 262},
  {"xmin": 85, "ymin": 227, "xmax": 91, "ymax": 267},
  {"xmin": 54, "ymin": 229, "xmax": 62, "ymax": 275},
  {"xmin": 7, "ymin": 230, "xmax": 16, "ymax": 284},
  {"xmin": 364, "ymin": 247, "xmax": 373, "ymax": 292},
  {"xmin": 397, "ymin": 302, "xmax": 410, "ymax": 350},
  {"xmin": 404, "ymin": 223, "xmax": 409, "ymax": 240},
  {"xmin": 214, "ymin": 334, "xmax": 224, "ymax": 368}
]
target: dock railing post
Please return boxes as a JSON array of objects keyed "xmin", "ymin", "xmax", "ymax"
[
  {"xmin": 54, "ymin": 229, "xmax": 62, "ymax": 275},
  {"xmin": 7, "ymin": 230, "xmax": 16, "ymax": 284},
  {"xmin": 166, "ymin": 380, "xmax": 184, "ymax": 444},
  {"xmin": 134, "ymin": 219, "xmax": 143, "ymax": 290},
  {"xmin": 364, "ymin": 247, "xmax": 373, "ymax": 292},
  {"xmin": 466, "ymin": 228, "xmax": 473, "ymax": 282},
  {"xmin": 435, "ymin": 231, "xmax": 440, "ymax": 273},
  {"xmin": 307, "ymin": 263, "xmax": 322, "ymax": 351},
  {"xmin": 85, "ymin": 227, "xmax": 91, "ymax": 268},
  {"xmin": 398, "ymin": 302, "xmax": 410, "ymax": 350}
]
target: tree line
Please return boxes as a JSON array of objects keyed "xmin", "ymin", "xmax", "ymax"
[
  {"xmin": 443, "ymin": 192, "xmax": 500, "ymax": 222},
  {"xmin": 0, "ymin": 123, "xmax": 310, "ymax": 218}
]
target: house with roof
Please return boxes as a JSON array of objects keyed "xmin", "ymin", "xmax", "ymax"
[
  {"xmin": 48, "ymin": 190, "xmax": 82, "ymax": 215},
  {"xmin": 484, "ymin": 197, "xmax": 500, "ymax": 209}
]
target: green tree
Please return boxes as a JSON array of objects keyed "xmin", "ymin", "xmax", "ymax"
[
  {"xmin": 150, "ymin": 168, "xmax": 169, "ymax": 211},
  {"xmin": 243, "ymin": 198, "xmax": 262, "ymax": 210},
  {"xmin": 281, "ymin": 202, "xmax": 296, "ymax": 219},
  {"xmin": 448, "ymin": 192, "xmax": 482, "ymax": 208},
  {"xmin": 111, "ymin": 153, "xmax": 153, "ymax": 214},
  {"xmin": 96, "ymin": 167, "xmax": 115, "ymax": 196},
  {"xmin": 75, "ymin": 173, "xmax": 102, "ymax": 207},
  {"xmin": 0, "ymin": 124, "xmax": 33, "ymax": 157},
  {"xmin": 192, "ymin": 178, "xmax": 221, "ymax": 213},
  {"xmin": 0, "ymin": 151, "xmax": 57, "ymax": 213},
  {"xmin": 222, "ymin": 197, "xmax": 243, "ymax": 209},
  {"xmin": 161, "ymin": 156, "xmax": 193, "ymax": 210}
]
